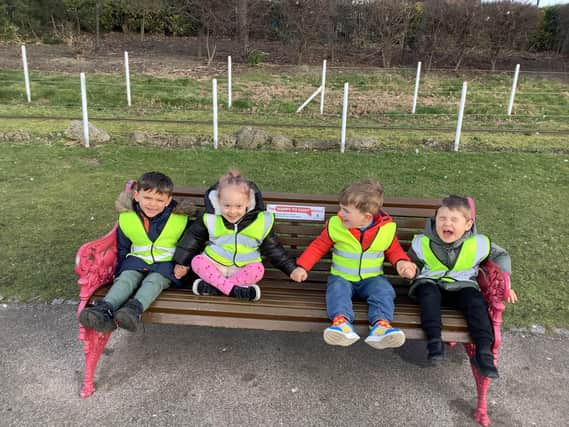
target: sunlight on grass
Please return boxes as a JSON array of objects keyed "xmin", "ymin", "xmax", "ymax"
[{"xmin": 1, "ymin": 143, "xmax": 568, "ymax": 331}]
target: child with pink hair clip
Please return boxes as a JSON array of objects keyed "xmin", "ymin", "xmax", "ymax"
[{"xmin": 173, "ymin": 169, "xmax": 304, "ymax": 300}]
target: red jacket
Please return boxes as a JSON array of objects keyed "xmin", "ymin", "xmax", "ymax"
[{"xmin": 297, "ymin": 211, "xmax": 410, "ymax": 272}]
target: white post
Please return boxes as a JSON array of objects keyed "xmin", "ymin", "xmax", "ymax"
[
  {"xmin": 507, "ymin": 64, "xmax": 520, "ymax": 116},
  {"xmin": 296, "ymin": 86, "xmax": 322, "ymax": 113},
  {"xmin": 340, "ymin": 82, "xmax": 349, "ymax": 154},
  {"xmin": 124, "ymin": 51, "xmax": 132, "ymax": 107},
  {"xmin": 21, "ymin": 45, "xmax": 31, "ymax": 103},
  {"xmin": 80, "ymin": 72, "xmax": 90, "ymax": 148},
  {"xmin": 412, "ymin": 61, "xmax": 422, "ymax": 114},
  {"xmin": 227, "ymin": 56, "xmax": 232, "ymax": 109},
  {"xmin": 454, "ymin": 81, "xmax": 467, "ymax": 152},
  {"xmin": 213, "ymin": 79, "xmax": 218, "ymax": 149},
  {"xmin": 320, "ymin": 59, "xmax": 326, "ymax": 114}
]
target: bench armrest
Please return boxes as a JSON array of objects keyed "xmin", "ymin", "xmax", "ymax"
[
  {"xmin": 75, "ymin": 225, "xmax": 118, "ymax": 313},
  {"xmin": 477, "ymin": 260, "xmax": 510, "ymax": 352}
]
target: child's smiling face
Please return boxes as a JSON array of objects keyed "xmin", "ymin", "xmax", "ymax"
[
  {"xmin": 435, "ymin": 206, "xmax": 473, "ymax": 244},
  {"xmin": 133, "ymin": 189, "xmax": 172, "ymax": 218},
  {"xmin": 218, "ymin": 185, "xmax": 250, "ymax": 224}
]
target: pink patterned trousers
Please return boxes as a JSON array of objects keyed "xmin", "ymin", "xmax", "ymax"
[{"xmin": 191, "ymin": 254, "xmax": 264, "ymax": 295}]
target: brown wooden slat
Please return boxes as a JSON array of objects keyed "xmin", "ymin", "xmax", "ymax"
[{"xmin": 91, "ymin": 189, "xmax": 472, "ymax": 342}]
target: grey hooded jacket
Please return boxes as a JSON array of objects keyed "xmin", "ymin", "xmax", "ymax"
[{"xmin": 407, "ymin": 217, "xmax": 511, "ymax": 298}]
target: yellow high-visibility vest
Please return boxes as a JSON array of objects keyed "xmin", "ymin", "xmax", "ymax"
[
  {"xmin": 411, "ymin": 234, "xmax": 490, "ymax": 282},
  {"xmin": 204, "ymin": 211, "xmax": 274, "ymax": 267},
  {"xmin": 328, "ymin": 215, "xmax": 396, "ymax": 281},
  {"xmin": 119, "ymin": 211, "xmax": 188, "ymax": 264}
]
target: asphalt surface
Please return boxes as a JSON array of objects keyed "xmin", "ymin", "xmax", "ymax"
[{"xmin": 1, "ymin": 303, "xmax": 568, "ymax": 426}]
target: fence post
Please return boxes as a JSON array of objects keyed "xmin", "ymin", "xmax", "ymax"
[
  {"xmin": 412, "ymin": 61, "xmax": 421, "ymax": 114},
  {"xmin": 228, "ymin": 56, "xmax": 232, "ymax": 109},
  {"xmin": 80, "ymin": 72, "xmax": 90, "ymax": 148},
  {"xmin": 21, "ymin": 45, "xmax": 31, "ymax": 103},
  {"xmin": 340, "ymin": 82, "xmax": 349, "ymax": 154},
  {"xmin": 507, "ymin": 64, "xmax": 520, "ymax": 116},
  {"xmin": 454, "ymin": 81, "xmax": 467, "ymax": 152},
  {"xmin": 320, "ymin": 59, "xmax": 326, "ymax": 114},
  {"xmin": 296, "ymin": 86, "xmax": 322, "ymax": 113},
  {"xmin": 124, "ymin": 51, "xmax": 132, "ymax": 107},
  {"xmin": 213, "ymin": 79, "xmax": 218, "ymax": 149}
]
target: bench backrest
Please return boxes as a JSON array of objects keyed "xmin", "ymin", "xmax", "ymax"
[{"xmin": 173, "ymin": 187, "xmax": 441, "ymax": 298}]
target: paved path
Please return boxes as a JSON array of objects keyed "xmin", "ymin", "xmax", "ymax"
[{"xmin": 1, "ymin": 303, "xmax": 567, "ymax": 426}]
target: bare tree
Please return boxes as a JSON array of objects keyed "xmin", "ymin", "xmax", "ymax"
[
  {"xmin": 238, "ymin": 0, "xmax": 249, "ymax": 59},
  {"xmin": 184, "ymin": 0, "xmax": 235, "ymax": 66},
  {"xmin": 480, "ymin": 1, "xmax": 540, "ymax": 71},
  {"xmin": 446, "ymin": 1, "xmax": 482, "ymax": 71},
  {"xmin": 364, "ymin": 0, "xmax": 415, "ymax": 68},
  {"xmin": 280, "ymin": 0, "xmax": 331, "ymax": 64}
]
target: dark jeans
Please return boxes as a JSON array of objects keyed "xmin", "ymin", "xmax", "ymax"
[{"xmin": 414, "ymin": 282, "xmax": 493, "ymax": 348}]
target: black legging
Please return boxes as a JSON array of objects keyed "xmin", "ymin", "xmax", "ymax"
[{"xmin": 415, "ymin": 282, "xmax": 493, "ymax": 348}]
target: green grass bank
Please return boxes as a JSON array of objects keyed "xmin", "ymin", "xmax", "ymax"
[{"xmin": 1, "ymin": 142, "xmax": 568, "ymax": 330}]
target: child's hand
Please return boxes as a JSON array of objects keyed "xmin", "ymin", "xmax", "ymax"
[
  {"xmin": 174, "ymin": 264, "xmax": 189, "ymax": 279},
  {"xmin": 507, "ymin": 288, "xmax": 518, "ymax": 304},
  {"xmin": 396, "ymin": 260, "xmax": 417, "ymax": 279},
  {"xmin": 290, "ymin": 267, "xmax": 308, "ymax": 283}
]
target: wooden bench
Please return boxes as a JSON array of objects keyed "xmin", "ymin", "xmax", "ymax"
[{"xmin": 75, "ymin": 187, "xmax": 510, "ymax": 427}]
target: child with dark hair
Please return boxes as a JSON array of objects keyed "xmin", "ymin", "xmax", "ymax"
[
  {"xmin": 79, "ymin": 171, "xmax": 193, "ymax": 333},
  {"xmin": 408, "ymin": 195, "xmax": 517, "ymax": 378}
]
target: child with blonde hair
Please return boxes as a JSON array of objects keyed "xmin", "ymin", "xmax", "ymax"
[
  {"xmin": 292, "ymin": 178, "xmax": 416, "ymax": 348},
  {"xmin": 174, "ymin": 169, "xmax": 301, "ymax": 300}
]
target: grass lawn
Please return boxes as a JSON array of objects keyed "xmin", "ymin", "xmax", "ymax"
[
  {"xmin": 1, "ymin": 68, "xmax": 568, "ymax": 152},
  {"xmin": 1, "ymin": 142, "xmax": 568, "ymax": 330}
]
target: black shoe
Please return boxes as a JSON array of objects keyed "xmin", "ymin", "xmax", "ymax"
[
  {"xmin": 472, "ymin": 347, "xmax": 499, "ymax": 379},
  {"xmin": 79, "ymin": 300, "xmax": 116, "ymax": 333},
  {"xmin": 427, "ymin": 338, "xmax": 445, "ymax": 362},
  {"xmin": 192, "ymin": 279, "xmax": 223, "ymax": 296},
  {"xmin": 114, "ymin": 299, "xmax": 144, "ymax": 332},
  {"xmin": 229, "ymin": 284, "xmax": 261, "ymax": 301}
]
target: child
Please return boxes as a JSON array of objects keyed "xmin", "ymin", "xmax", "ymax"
[
  {"xmin": 291, "ymin": 179, "xmax": 417, "ymax": 349},
  {"xmin": 407, "ymin": 195, "xmax": 517, "ymax": 378},
  {"xmin": 79, "ymin": 172, "xmax": 192, "ymax": 333},
  {"xmin": 173, "ymin": 169, "xmax": 300, "ymax": 300}
]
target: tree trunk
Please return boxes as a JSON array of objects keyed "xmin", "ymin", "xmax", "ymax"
[
  {"xmin": 238, "ymin": 0, "xmax": 249, "ymax": 59},
  {"xmin": 140, "ymin": 14, "xmax": 145, "ymax": 42},
  {"xmin": 206, "ymin": 31, "xmax": 217, "ymax": 66},
  {"xmin": 95, "ymin": 1, "xmax": 100, "ymax": 49},
  {"xmin": 198, "ymin": 27, "xmax": 204, "ymax": 59}
]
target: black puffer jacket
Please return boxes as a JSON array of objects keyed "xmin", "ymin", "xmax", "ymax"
[{"xmin": 173, "ymin": 182, "xmax": 297, "ymax": 276}]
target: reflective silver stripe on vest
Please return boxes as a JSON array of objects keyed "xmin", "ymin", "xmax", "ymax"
[
  {"xmin": 206, "ymin": 245, "xmax": 261, "ymax": 263},
  {"xmin": 131, "ymin": 245, "xmax": 152, "ymax": 252},
  {"xmin": 128, "ymin": 246, "xmax": 175, "ymax": 262},
  {"xmin": 205, "ymin": 214, "xmax": 266, "ymax": 263},
  {"xmin": 333, "ymin": 249, "xmax": 384, "ymax": 260},
  {"xmin": 332, "ymin": 264, "xmax": 383, "ymax": 276}
]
